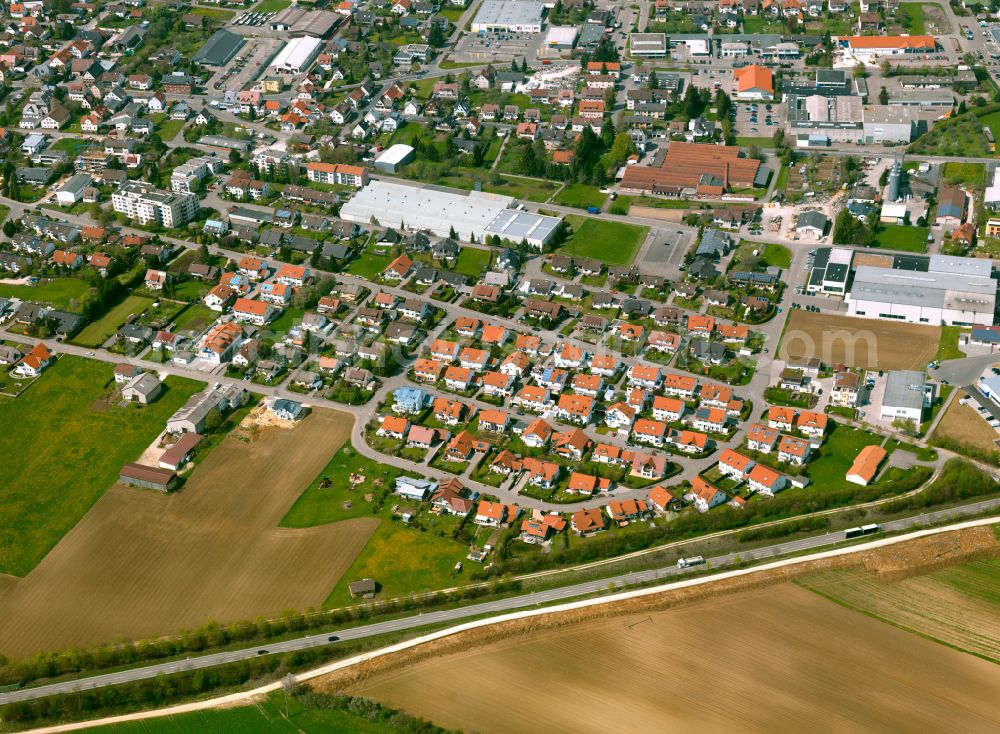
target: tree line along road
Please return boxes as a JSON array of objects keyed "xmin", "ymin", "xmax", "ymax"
[{"xmin": 2, "ymin": 500, "xmax": 998, "ymax": 707}]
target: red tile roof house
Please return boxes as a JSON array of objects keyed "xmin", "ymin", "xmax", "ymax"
[
  {"xmin": 412, "ymin": 358, "xmax": 445, "ymax": 382},
  {"xmin": 274, "ymin": 264, "xmax": 309, "ymax": 287},
  {"xmin": 663, "ymin": 373, "xmax": 699, "ymax": 399},
  {"xmin": 631, "ymin": 452, "xmax": 668, "ymax": 480},
  {"xmin": 232, "ymin": 297, "xmax": 278, "ymax": 326},
  {"xmin": 685, "ymin": 476, "xmax": 729, "ymax": 513},
  {"xmin": 376, "ymin": 415, "xmax": 410, "ymax": 440},
  {"xmin": 648, "ymin": 485, "xmax": 675, "ymax": 514},
  {"xmin": 671, "ymin": 429, "xmax": 709, "ymax": 455},
  {"xmin": 444, "ymin": 365, "xmax": 475, "ymax": 391},
  {"xmin": 238, "ymin": 256, "xmax": 269, "ymax": 280},
  {"xmin": 556, "ymin": 393, "xmax": 595, "ymax": 425},
  {"xmin": 604, "ymin": 402, "xmax": 636, "ymax": 430},
  {"xmin": 520, "ymin": 514, "xmax": 567, "ymax": 543},
  {"xmin": 432, "ymin": 486, "xmax": 473, "ymax": 516},
  {"xmin": 794, "ymin": 411, "xmax": 829, "ymax": 439},
  {"xmin": 478, "ymin": 409, "xmax": 510, "ymax": 433},
  {"xmin": 383, "ymin": 254, "xmax": 414, "ymax": 280},
  {"xmin": 491, "ymin": 449, "xmax": 522, "ymax": 476},
  {"xmin": 766, "ymin": 406, "xmax": 795, "ymax": 432},
  {"xmin": 514, "ymin": 385, "xmax": 551, "ymax": 413},
  {"xmin": 566, "ymin": 471, "xmax": 611, "ymax": 496},
  {"xmin": 746, "ymin": 464, "xmax": 787, "ymax": 497},
  {"xmin": 552, "ymin": 427, "xmax": 592, "ymax": 462},
  {"xmin": 481, "ymin": 371, "xmax": 516, "ymax": 397},
  {"xmin": 632, "ymin": 418, "xmax": 669, "ymax": 448},
  {"xmin": 406, "ymin": 424, "xmax": 440, "ymax": 450},
  {"xmin": 777, "ymin": 435, "xmax": 811, "ymax": 465},
  {"xmin": 627, "ymin": 364, "xmax": 662, "ymax": 390},
  {"xmin": 474, "ymin": 500, "xmax": 507, "ymax": 527},
  {"xmin": 651, "ymin": 396, "xmax": 685, "ymax": 423},
  {"xmin": 521, "ymin": 457, "xmax": 560, "ymax": 488},
  {"xmin": 606, "ymin": 498, "xmax": 650, "ymax": 524},
  {"xmin": 13, "ymin": 343, "xmax": 53, "ymax": 378},
  {"xmin": 433, "ymin": 396, "xmax": 468, "ymax": 425},
  {"xmin": 430, "ymin": 338, "xmax": 460, "ymax": 362},
  {"xmin": 520, "ymin": 417, "xmax": 553, "ymax": 448},
  {"xmin": 699, "ymin": 384, "xmax": 733, "ymax": 409},
  {"xmin": 571, "ymin": 507, "xmax": 608, "ymax": 536},
  {"xmin": 718, "ymin": 448, "xmax": 755, "ymax": 481},
  {"xmin": 745, "ymin": 423, "xmax": 779, "ymax": 453}
]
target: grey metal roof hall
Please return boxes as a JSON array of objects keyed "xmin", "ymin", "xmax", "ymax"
[{"xmin": 193, "ymin": 29, "xmax": 246, "ymax": 67}]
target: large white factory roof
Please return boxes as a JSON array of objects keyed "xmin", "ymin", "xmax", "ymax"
[
  {"xmin": 849, "ymin": 264, "xmax": 996, "ymax": 312},
  {"xmin": 340, "ymin": 181, "xmax": 515, "ymax": 239},
  {"xmin": 271, "ymin": 36, "xmax": 322, "ymax": 71},
  {"xmin": 484, "ymin": 209, "xmax": 562, "ymax": 245}
]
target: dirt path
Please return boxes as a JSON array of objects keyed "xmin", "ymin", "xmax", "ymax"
[{"xmin": 0, "ymin": 409, "xmax": 375, "ymax": 659}]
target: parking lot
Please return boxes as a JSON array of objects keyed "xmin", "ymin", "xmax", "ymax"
[
  {"xmin": 232, "ymin": 11, "xmax": 276, "ymax": 27},
  {"xmin": 451, "ymin": 31, "xmax": 540, "ymax": 65},
  {"xmin": 209, "ymin": 38, "xmax": 284, "ymax": 92},
  {"xmin": 732, "ymin": 100, "xmax": 784, "ymax": 137}
]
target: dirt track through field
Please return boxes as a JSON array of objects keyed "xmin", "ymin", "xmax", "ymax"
[
  {"xmin": 781, "ymin": 310, "xmax": 940, "ymax": 371},
  {"xmin": 345, "ymin": 583, "xmax": 1000, "ymax": 734},
  {"xmin": 0, "ymin": 409, "xmax": 374, "ymax": 659}
]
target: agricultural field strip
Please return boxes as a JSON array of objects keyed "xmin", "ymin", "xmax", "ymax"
[{"xmin": 5, "ymin": 513, "xmax": 998, "ymax": 711}]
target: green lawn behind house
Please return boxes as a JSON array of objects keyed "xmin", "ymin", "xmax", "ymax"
[
  {"xmin": 454, "ymin": 246, "xmax": 492, "ymax": 278},
  {"xmin": 804, "ymin": 424, "xmax": 885, "ymax": 491},
  {"xmin": 0, "ymin": 278, "xmax": 92, "ymax": 310},
  {"xmin": 552, "ymin": 183, "xmax": 608, "ymax": 210},
  {"xmin": 558, "ymin": 216, "xmax": 648, "ymax": 266},
  {"xmin": 0, "ymin": 356, "xmax": 202, "ymax": 576},
  {"xmin": 873, "ymin": 224, "xmax": 928, "ymax": 253},
  {"xmin": 73, "ymin": 295, "xmax": 154, "ymax": 347}
]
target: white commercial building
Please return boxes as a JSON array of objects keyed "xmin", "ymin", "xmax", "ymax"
[
  {"xmin": 880, "ymin": 370, "xmax": 932, "ymax": 423},
  {"xmin": 270, "ymin": 36, "xmax": 323, "ymax": 74},
  {"xmin": 846, "ymin": 255, "xmax": 997, "ymax": 327},
  {"xmin": 170, "ymin": 156, "xmax": 217, "ymax": 194},
  {"xmin": 112, "ymin": 181, "xmax": 198, "ymax": 228},
  {"xmin": 340, "ymin": 180, "xmax": 561, "ymax": 248},
  {"xmin": 544, "ymin": 25, "xmax": 578, "ymax": 49},
  {"xmin": 629, "ymin": 33, "xmax": 667, "ymax": 57},
  {"xmin": 471, "ymin": 0, "xmax": 544, "ymax": 33}
]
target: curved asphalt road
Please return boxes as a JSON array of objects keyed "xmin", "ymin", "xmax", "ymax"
[{"xmin": 3, "ymin": 499, "xmax": 998, "ymax": 706}]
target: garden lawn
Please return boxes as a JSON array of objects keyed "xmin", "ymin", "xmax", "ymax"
[
  {"xmin": 156, "ymin": 118, "xmax": 186, "ymax": 141},
  {"xmin": 874, "ymin": 224, "xmax": 928, "ymax": 252},
  {"xmin": 558, "ymin": 216, "xmax": 648, "ymax": 266},
  {"xmin": 171, "ymin": 303, "xmax": 217, "ymax": 334},
  {"xmin": 804, "ymin": 424, "xmax": 884, "ymax": 491},
  {"xmin": 190, "ymin": 6, "xmax": 235, "ymax": 22},
  {"xmin": 942, "ymin": 161, "xmax": 986, "ymax": 187},
  {"xmin": 0, "ymin": 278, "xmax": 92, "ymax": 310},
  {"xmin": 346, "ymin": 252, "xmax": 392, "ymax": 280},
  {"xmin": 0, "ymin": 356, "xmax": 202, "ymax": 576},
  {"xmin": 454, "ymin": 246, "xmax": 492, "ymax": 278},
  {"xmin": 73, "ymin": 295, "xmax": 153, "ymax": 347},
  {"xmin": 49, "ymin": 137, "xmax": 88, "ymax": 155},
  {"xmin": 935, "ymin": 325, "xmax": 966, "ymax": 362},
  {"xmin": 251, "ymin": 0, "xmax": 290, "ymax": 11},
  {"xmin": 899, "ymin": 3, "xmax": 926, "ymax": 34},
  {"xmin": 323, "ymin": 519, "xmax": 468, "ymax": 607},
  {"xmin": 553, "ymin": 183, "xmax": 608, "ymax": 210}
]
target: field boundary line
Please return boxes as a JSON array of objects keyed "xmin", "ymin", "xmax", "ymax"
[{"xmin": 19, "ymin": 516, "xmax": 1000, "ymax": 734}]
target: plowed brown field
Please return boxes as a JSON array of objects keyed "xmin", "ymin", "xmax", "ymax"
[
  {"xmin": 0, "ymin": 409, "xmax": 374, "ymax": 659},
  {"xmin": 346, "ymin": 584, "xmax": 1000, "ymax": 734}
]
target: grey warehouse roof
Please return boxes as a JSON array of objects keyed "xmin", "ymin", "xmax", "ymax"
[
  {"xmin": 193, "ymin": 29, "xmax": 246, "ymax": 66},
  {"xmin": 883, "ymin": 370, "xmax": 929, "ymax": 411}
]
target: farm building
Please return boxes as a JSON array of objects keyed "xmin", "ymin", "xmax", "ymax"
[{"xmin": 119, "ymin": 463, "xmax": 176, "ymax": 492}]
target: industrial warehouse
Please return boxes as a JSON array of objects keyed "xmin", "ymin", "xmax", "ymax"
[
  {"xmin": 338, "ymin": 180, "xmax": 563, "ymax": 248},
  {"xmin": 270, "ymin": 36, "xmax": 323, "ymax": 74},
  {"xmin": 471, "ymin": 0, "xmax": 545, "ymax": 33},
  {"xmin": 845, "ymin": 254, "xmax": 998, "ymax": 327}
]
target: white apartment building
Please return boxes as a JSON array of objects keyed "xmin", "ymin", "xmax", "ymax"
[{"xmin": 112, "ymin": 181, "xmax": 197, "ymax": 228}]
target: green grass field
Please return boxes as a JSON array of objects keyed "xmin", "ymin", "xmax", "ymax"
[
  {"xmin": 942, "ymin": 161, "xmax": 986, "ymax": 187},
  {"xmin": 49, "ymin": 137, "xmax": 89, "ymax": 155},
  {"xmin": 0, "ymin": 356, "xmax": 202, "ymax": 576},
  {"xmin": 346, "ymin": 252, "xmax": 392, "ymax": 281},
  {"xmin": 324, "ymin": 519, "xmax": 468, "ymax": 607},
  {"xmin": 734, "ymin": 241, "xmax": 791, "ymax": 269},
  {"xmin": 552, "ymin": 183, "xmax": 608, "ymax": 210},
  {"xmin": 189, "ymin": 6, "xmax": 235, "ymax": 22},
  {"xmin": 251, "ymin": 0, "xmax": 290, "ymax": 11},
  {"xmin": 155, "ymin": 118, "xmax": 186, "ymax": 141},
  {"xmin": 281, "ymin": 446, "xmax": 469, "ymax": 606},
  {"xmin": 874, "ymin": 224, "xmax": 928, "ymax": 253},
  {"xmin": 936, "ymin": 325, "xmax": 967, "ymax": 362},
  {"xmin": 73, "ymin": 295, "xmax": 154, "ymax": 347},
  {"xmin": 0, "ymin": 278, "xmax": 92, "ymax": 310},
  {"xmin": 454, "ymin": 246, "xmax": 492, "ymax": 278},
  {"xmin": 804, "ymin": 424, "xmax": 884, "ymax": 491},
  {"xmin": 171, "ymin": 303, "xmax": 217, "ymax": 334},
  {"xmin": 558, "ymin": 216, "xmax": 648, "ymax": 266},
  {"xmin": 898, "ymin": 3, "xmax": 926, "ymax": 34},
  {"xmin": 79, "ymin": 693, "xmax": 410, "ymax": 733}
]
